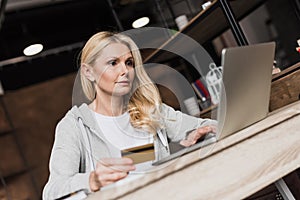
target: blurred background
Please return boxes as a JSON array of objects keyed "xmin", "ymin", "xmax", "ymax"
[{"xmin": 0, "ymin": 0, "xmax": 299, "ymax": 199}]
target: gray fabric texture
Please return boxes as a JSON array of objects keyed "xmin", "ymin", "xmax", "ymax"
[{"xmin": 42, "ymin": 103, "xmax": 216, "ymax": 200}]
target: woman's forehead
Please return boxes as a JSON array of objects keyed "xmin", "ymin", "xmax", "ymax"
[{"xmin": 100, "ymin": 43, "xmax": 132, "ymax": 59}]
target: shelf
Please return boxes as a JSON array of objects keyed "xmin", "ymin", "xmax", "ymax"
[
  {"xmin": 141, "ymin": 0, "xmax": 268, "ymax": 118},
  {"xmin": 198, "ymin": 61, "xmax": 300, "ymax": 118},
  {"xmin": 272, "ymin": 62, "xmax": 300, "ymax": 81},
  {"xmin": 144, "ymin": 0, "xmax": 267, "ymax": 64},
  {"xmin": 200, "ymin": 103, "xmax": 217, "ymax": 114}
]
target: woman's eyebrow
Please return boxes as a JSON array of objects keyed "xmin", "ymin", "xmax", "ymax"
[
  {"xmin": 125, "ymin": 56, "xmax": 133, "ymax": 60},
  {"xmin": 119, "ymin": 55, "xmax": 133, "ymax": 60},
  {"xmin": 105, "ymin": 56, "xmax": 119, "ymax": 61},
  {"xmin": 123, "ymin": 52, "xmax": 133, "ymax": 57},
  {"xmin": 105, "ymin": 53, "xmax": 132, "ymax": 61}
]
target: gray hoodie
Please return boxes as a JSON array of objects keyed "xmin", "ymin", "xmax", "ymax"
[{"xmin": 42, "ymin": 103, "xmax": 216, "ymax": 199}]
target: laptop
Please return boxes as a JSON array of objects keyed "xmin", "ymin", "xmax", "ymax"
[{"xmin": 152, "ymin": 42, "xmax": 276, "ymax": 165}]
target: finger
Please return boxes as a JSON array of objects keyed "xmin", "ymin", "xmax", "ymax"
[
  {"xmin": 180, "ymin": 139, "xmax": 193, "ymax": 147},
  {"xmin": 89, "ymin": 171, "xmax": 102, "ymax": 192},
  {"xmin": 100, "ymin": 157, "xmax": 133, "ymax": 167},
  {"xmin": 196, "ymin": 126, "xmax": 214, "ymax": 134},
  {"xmin": 98, "ymin": 172, "xmax": 128, "ymax": 184},
  {"xmin": 195, "ymin": 129, "xmax": 209, "ymax": 139},
  {"xmin": 101, "ymin": 181, "xmax": 115, "ymax": 187},
  {"xmin": 187, "ymin": 127, "xmax": 214, "ymax": 143},
  {"xmin": 195, "ymin": 127, "xmax": 215, "ymax": 139},
  {"xmin": 188, "ymin": 129, "xmax": 203, "ymax": 141},
  {"xmin": 96, "ymin": 164, "xmax": 135, "ymax": 175},
  {"xmin": 108, "ymin": 164, "xmax": 136, "ymax": 172},
  {"xmin": 96, "ymin": 161, "xmax": 135, "ymax": 174}
]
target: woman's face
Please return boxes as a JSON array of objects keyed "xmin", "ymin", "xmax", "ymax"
[{"xmin": 92, "ymin": 42, "xmax": 135, "ymax": 98}]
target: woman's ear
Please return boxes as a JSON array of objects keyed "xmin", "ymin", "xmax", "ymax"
[{"xmin": 81, "ymin": 64, "xmax": 95, "ymax": 82}]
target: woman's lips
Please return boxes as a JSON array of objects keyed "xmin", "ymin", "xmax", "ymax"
[{"xmin": 116, "ymin": 80, "xmax": 130, "ymax": 85}]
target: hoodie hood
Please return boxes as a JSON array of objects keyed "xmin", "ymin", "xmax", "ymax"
[{"xmin": 69, "ymin": 103, "xmax": 107, "ymax": 142}]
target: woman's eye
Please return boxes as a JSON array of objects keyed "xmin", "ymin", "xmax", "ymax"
[
  {"xmin": 126, "ymin": 59, "xmax": 134, "ymax": 67},
  {"xmin": 108, "ymin": 60, "xmax": 117, "ymax": 66}
]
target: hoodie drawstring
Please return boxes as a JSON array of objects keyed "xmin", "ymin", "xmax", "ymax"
[{"xmin": 78, "ymin": 118, "xmax": 96, "ymax": 172}]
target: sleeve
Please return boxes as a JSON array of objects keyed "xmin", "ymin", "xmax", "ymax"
[
  {"xmin": 42, "ymin": 116, "xmax": 91, "ymax": 200},
  {"xmin": 160, "ymin": 103, "xmax": 217, "ymax": 142}
]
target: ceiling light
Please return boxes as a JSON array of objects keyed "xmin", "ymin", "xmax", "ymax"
[
  {"xmin": 132, "ymin": 17, "xmax": 150, "ymax": 28},
  {"xmin": 23, "ymin": 44, "xmax": 43, "ymax": 56}
]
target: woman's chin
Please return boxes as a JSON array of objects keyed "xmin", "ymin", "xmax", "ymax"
[{"xmin": 112, "ymin": 88, "xmax": 132, "ymax": 97}]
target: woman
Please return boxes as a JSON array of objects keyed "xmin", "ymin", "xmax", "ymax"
[{"xmin": 43, "ymin": 31, "xmax": 216, "ymax": 199}]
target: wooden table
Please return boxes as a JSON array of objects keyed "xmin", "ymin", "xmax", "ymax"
[{"xmin": 87, "ymin": 101, "xmax": 300, "ymax": 200}]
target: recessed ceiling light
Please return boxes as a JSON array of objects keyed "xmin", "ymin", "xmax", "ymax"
[
  {"xmin": 132, "ymin": 17, "xmax": 150, "ymax": 28},
  {"xmin": 23, "ymin": 44, "xmax": 43, "ymax": 56}
]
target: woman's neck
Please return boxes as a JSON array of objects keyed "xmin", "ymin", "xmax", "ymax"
[{"xmin": 90, "ymin": 96, "xmax": 125, "ymax": 116}]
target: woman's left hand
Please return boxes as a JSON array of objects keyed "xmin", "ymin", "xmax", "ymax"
[{"xmin": 179, "ymin": 125, "xmax": 216, "ymax": 147}]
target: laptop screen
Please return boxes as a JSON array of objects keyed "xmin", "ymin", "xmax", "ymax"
[{"xmin": 216, "ymin": 42, "xmax": 276, "ymax": 140}]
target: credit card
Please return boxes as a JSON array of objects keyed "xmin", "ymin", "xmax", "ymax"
[{"xmin": 121, "ymin": 143, "xmax": 155, "ymax": 164}]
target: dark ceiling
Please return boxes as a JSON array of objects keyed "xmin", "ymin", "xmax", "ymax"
[
  {"xmin": 0, "ymin": 0, "xmax": 161, "ymax": 91},
  {"xmin": 1, "ymin": 0, "xmax": 300, "ymax": 92}
]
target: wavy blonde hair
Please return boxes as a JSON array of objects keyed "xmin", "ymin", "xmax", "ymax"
[{"xmin": 80, "ymin": 31, "xmax": 162, "ymax": 134}]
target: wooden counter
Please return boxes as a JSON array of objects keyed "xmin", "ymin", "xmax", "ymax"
[{"xmin": 86, "ymin": 101, "xmax": 300, "ymax": 200}]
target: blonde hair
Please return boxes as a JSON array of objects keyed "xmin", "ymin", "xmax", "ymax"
[{"xmin": 80, "ymin": 31, "xmax": 162, "ymax": 134}]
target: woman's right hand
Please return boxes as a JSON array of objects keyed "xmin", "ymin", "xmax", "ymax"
[{"xmin": 89, "ymin": 157, "xmax": 136, "ymax": 192}]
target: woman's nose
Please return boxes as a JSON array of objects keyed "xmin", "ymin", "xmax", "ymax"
[{"xmin": 120, "ymin": 62, "xmax": 129, "ymax": 74}]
